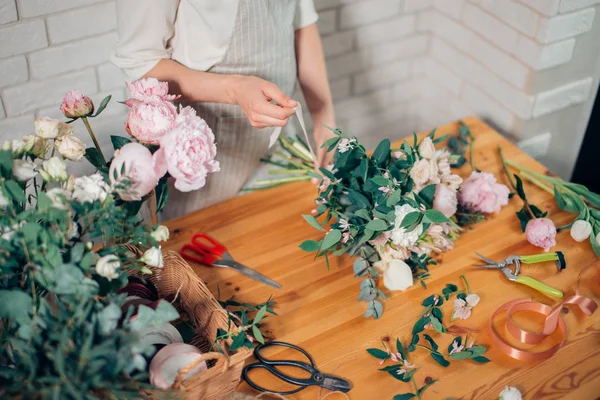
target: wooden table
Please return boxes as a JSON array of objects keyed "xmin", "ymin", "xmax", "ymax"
[{"xmin": 163, "ymin": 117, "xmax": 600, "ymax": 400}]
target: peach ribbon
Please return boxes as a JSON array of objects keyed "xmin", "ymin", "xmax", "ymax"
[{"xmin": 489, "ymin": 266, "xmax": 598, "ymax": 361}]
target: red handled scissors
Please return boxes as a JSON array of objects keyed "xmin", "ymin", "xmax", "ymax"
[{"xmin": 180, "ymin": 233, "xmax": 282, "ymax": 289}]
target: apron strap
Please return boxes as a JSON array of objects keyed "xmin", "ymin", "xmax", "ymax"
[{"xmin": 269, "ymin": 103, "xmax": 317, "ymax": 163}]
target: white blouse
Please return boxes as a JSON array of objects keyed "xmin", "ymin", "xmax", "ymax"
[{"xmin": 111, "ymin": 0, "xmax": 319, "ymax": 80}]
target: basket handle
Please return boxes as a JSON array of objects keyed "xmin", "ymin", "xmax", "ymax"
[{"xmin": 172, "ymin": 351, "xmax": 230, "ymax": 389}]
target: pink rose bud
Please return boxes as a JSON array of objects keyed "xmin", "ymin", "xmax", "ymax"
[
  {"xmin": 525, "ymin": 218, "xmax": 557, "ymax": 252},
  {"xmin": 458, "ymin": 171, "xmax": 510, "ymax": 214},
  {"xmin": 159, "ymin": 106, "xmax": 220, "ymax": 192},
  {"xmin": 60, "ymin": 89, "xmax": 94, "ymax": 118},
  {"xmin": 433, "ymin": 183, "xmax": 458, "ymax": 218},
  {"xmin": 109, "ymin": 143, "xmax": 161, "ymax": 201}
]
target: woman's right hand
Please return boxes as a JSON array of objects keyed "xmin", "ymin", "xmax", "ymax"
[{"xmin": 228, "ymin": 76, "xmax": 297, "ymax": 128}]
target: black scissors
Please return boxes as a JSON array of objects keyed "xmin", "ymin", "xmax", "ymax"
[{"xmin": 242, "ymin": 341, "xmax": 352, "ymax": 395}]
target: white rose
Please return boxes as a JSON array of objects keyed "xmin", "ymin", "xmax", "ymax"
[
  {"xmin": 40, "ymin": 157, "xmax": 68, "ymax": 181},
  {"xmin": 35, "ymin": 117, "xmax": 61, "ymax": 139},
  {"xmin": 23, "ymin": 135, "xmax": 48, "ymax": 158},
  {"xmin": 96, "ymin": 254, "xmax": 121, "ymax": 281},
  {"xmin": 140, "ymin": 246, "xmax": 163, "ymax": 268},
  {"xmin": 418, "ymin": 137, "xmax": 435, "ymax": 159},
  {"xmin": 64, "ymin": 175, "xmax": 76, "ymax": 192},
  {"xmin": 570, "ymin": 220, "xmax": 592, "ymax": 242},
  {"xmin": 72, "ymin": 173, "xmax": 110, "ymax": 203},
  {"xmin": 12, "ymin": 159, "xmax": 37, "ymax": 182},
  {"xmin": 391, "ymin": 204, "xmax": 423, "ymax": 248},
  {"xmin": 2, "ymin": 139, "xmax": 27, "ymax": 156},
  {"xmin": 57, "ymin": 122, "xmax": 73, "ymax": 138},
  {"xmin": 498, "ymin": 386, "xmax": 522, "ymax": 400},
  {"xmin": 409, "ymin": 158, "xmax": 431, "ymax": 186},
  {"xmin": 151, "ymin": 225, "xmax": 170, "ymax": 242},
  {"xmin": 55, "ymin": 135, "xmax": 85, "ymax": 161},
  {"xmin": 374, "ymin": 258, "xmax": 413, "ymax": 291},
  {"xmin": 444, "ymin": 174, "xmax": 463, "ymax": 191},
  {"xmin": 46, "ymin": 188, "xmax": 72, "ymax": 210}
]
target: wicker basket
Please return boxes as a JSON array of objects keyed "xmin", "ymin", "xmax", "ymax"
[{"xmin": 129, "ymin": 248, "xmax": 253, "ymax": 400}]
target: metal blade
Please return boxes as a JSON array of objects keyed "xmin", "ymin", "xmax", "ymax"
[
  {"xmin": 214, "ymin": 260, "xmax": 282, "ymax": 289},
  {"xmin": 474, "ymin": 252, "xmax": 499, "ymax": 266},
  {"xmin": 472, "ymin": 263, "xmax": 501, "ymax": 269}
]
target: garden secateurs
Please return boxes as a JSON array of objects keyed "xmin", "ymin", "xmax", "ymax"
[{"xmin": 473, "ymin": 252, "xmax": 566, "ymax": 298}]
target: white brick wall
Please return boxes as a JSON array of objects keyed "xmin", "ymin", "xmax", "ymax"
[{"xmin": 0, "ymin": 0, "xmax": 597, "ymax": 181}]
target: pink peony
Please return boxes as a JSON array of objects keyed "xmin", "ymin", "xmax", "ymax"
[
  {"xmin": 525, "ymin": 218, "xmax": 556, "ymax": 252},
  {"xmin": 458, "ymin": 171, "xmax": 510, "ymax": 214},
  {"xmin": 159, "ymin": 106, "xmax": 220, "ymax": 192},
  {"xmin": 433, "ymin": 183, "xmax": 458, "ymax": 218},
  {"xmin": 126, "ymin": 78, "xmax": 179, "ymax": 102},
  {"xmin": 60, "ymin": 89, "xmax": 94, "ymax": 118},
  {"xmin": 125, "ymin": 99, "xmax": 177, "ymax": 145},
  {"xmin": 109, "ymin": 143, "xmax": 166, "ymax": 201}
]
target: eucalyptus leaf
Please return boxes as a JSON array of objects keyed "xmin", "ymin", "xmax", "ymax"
[
  {"xmin": 302, "ymin": 214, "xmax": 326, "ymax": 232},
  {"xmin": 0, "ymin": 290, "xmax": 32, "ymax": 320},
  {"xmin": 449, "ymin": 350, "xmax": 473, "ymax": 360}
]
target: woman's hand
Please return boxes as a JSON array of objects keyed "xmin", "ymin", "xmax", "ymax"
[
  {"xmin": 229, "ymin": 76, "xmax": 297, "ymax": 128},
  {"xmin": 314, "ymin": 124, "xmax": 336, "ymax": 169}
]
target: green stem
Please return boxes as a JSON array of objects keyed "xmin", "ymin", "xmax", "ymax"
[
  {"xmin": 267, "ymin": 169, "xmax": 308, "ymax": 176},
  {"xmin": 252, "ymin": 176, "xmax": 311, "ymax": 187},
  {"xmin": 520, "ymin": 171, "xmax": 555, "ymax": 195},
  {"xmin": 414, "ymin": 344, "xmax": 435, "ymax": 353},
  {"xmin": 498, "ymin": 146, "xmax": 536, "ymax": 219},
  {"xmin": 460, "ymin": 274, "xmax": 471, "ymax": 294},
  {"xmin": 468, "ymin": 138, "xmax": 479, "ymax": 172},
  {"xmin": 81, "ymin": 117, "xmax": 106, "ymax": 164},
  {"xmin": 411, "ymin": 377, "xmax": 421, "ymax": 400}
]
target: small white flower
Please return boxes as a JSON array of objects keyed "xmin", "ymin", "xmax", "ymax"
[
  {"xmin": 449, "ymin": 340, "xmax": 464, "ymax": 355},
  {"xmin": 1, "ymin": 221, "xmax": 25, "ymax": 241},
  {"xmin": 452, "ymin": 294, "xmax": 480, "ymax": 320},
  {"xmin": 391, "ymin": 204, "xmax": 423, "ymax": 248},
  {"xmin": 12, "ymin": 159, "xmax": 37, "ymax": 182},
  {"xmin": 72, "ymin": 173, "xmax": 110, "ymax": 203},
  {"xmin": 337, "ymin": 138, "xmax": 356, "ymax": 153},
  {"xmin": 140, "ymin": 246, "xmax": 163, "ymax": 268},
  {"xmin": 96, "ymin": 254, "xmax": 121, "ymax": 281},
  {"xmin": 498, "ymin": 386, "xmax": 522, "ymax": 400},
  {"xmin": 0, "ymin": 190, "xmax": 8, "ymax": 209},
  {"xmin": 570, "ymin": 220, "xmax": 592, "ymax": 242},
  {"xmin": 40, "ymin": 157, "xmax": 68, "ymax": 182},
  {"xmin": 379, "ymin": 186, "xmax": 391, "ymax": 194},
  {"xmin": 409, "ymin": 158, "xmax": 431, "ymax": 186},
  {"xmin": 418, "ymin": 137, "xmax": 435, "ymax": 159},
  {"xmin": 46, "ymin": 188, "xmax": 72, "ymax": 210},
  {"xmin": 151, "ymin": 225, "xmax": 170, "ymax": 242},
  {"xmin": 35, "ymin": 117, "xmax": 62, "ymax": 139},
  {"xmin": 55, "ymin": 135, "xmax": 86, "ymax": 161},
  {"xmin": 338, "ymin": 219, "xmax": 350, "ymax": 231},
  {"xmin": 374, "ymin": 259, "xmax": 413, "ymax": 291}
]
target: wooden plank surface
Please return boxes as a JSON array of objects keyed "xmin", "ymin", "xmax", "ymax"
[{"xmin": 163, "ymin": 117, "xmax": 600, "ymax": 400}]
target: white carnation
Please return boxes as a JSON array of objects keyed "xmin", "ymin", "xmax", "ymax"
[
  {"xmin": 46, "ymin": 188, "xmax": 72, "ymax": 210},
  {"xmin": 391, "ymin": 204, "xmax": 423, "ymax": 248},
  {"xmin": 40, "ymin": 157, "xmax": 68, "ymax": 182},
  {"xmin": 72, "ymin": 173, "xmax": 110, "ymax": 203}
]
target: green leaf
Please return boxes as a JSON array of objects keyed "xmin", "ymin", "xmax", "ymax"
[
  {"xmin": 422, "ymin": 295, "xmax": 436, "ymax": 306},
  {"xmin": 97, "ymin": 303, "xmax": 122, "ymax": 336},
  {"xmin": 366, "ymin": 219, "xmax": 388, "ymax": 231},
  {"xmin": 399, "ymin": 211, "xmax": 422, "ymax": 229},
  {"xmin": 252, "ymin": 325, "xmax": 265, "ymax": 344},
  {"xmin": 418, "ymin": 184, "xmax": 436, "ymax": 207},
  {"xmin": 412, "ymin": 317, "xmax": 428, "ymax": 335},
  {"xmin": 110, "ymin": 135, "xmax": 131, "ymax": 150},
  {"xmin": 386, "ymin": 189, "xmax": 402, "ymax": 208},
  {"xmin": 322, "ymin": 136, "xmax": 340, "ymax": 150},
  {"xmin": 431, "ymin": 352, "xmax": 450, "ymax": 367},
  {"xmin": 590, "ymin": 230, "xmax": 600, "ymax": 256},
  {"xmin": 302, "ymin": 214, "xmax": 326, "ymax": 232},
  {"xmin": 299, "ymin": 239, "xmax": 320, "ymax": 252},
  {"xmin": 371, "ymin": 300, "xmax": 383, "ymax": 319},
  {"xmin": 4, "ymin": 180, "xmax": 25, "ymax": 203},
  {"xmin": 417, "ymin": 378, "xmax": 438, "ymax": 396},
  {"xmin": 156, "ymin": 178, "xmax": 169, "ymax": 213},
  {"xmin": 0, "ymin": 290, "xmax": 32, "ymax": 320},
  {"xmin": 0, "ymin": 150, "xmax": 13, "ymax": 177},
  {"xmin": 396, "ymin": 338, "xmax": 407, "ymax": 360},
  {"xmin": 359, "ymin": 157, "xmax": 368, "ymax": 182},
  {"xmin": 354, "ymin": 209, "xmax": 371, "ymax": 220},
  {"xmin": 393, "ymin": 394, "xmax": 416, "ymax": 400},
  {"xmin": 472, "ymin": 356, "xmax": 490, "ymax": 363},
  {"xmin": 469, "ymin": 345, "xmax": 487, "ymax": 357},
  {"xmin": 371, "ymin": 176, "xmax": 390, "ymax": 186},
  {"xmin": 348, "ymin": 190, "xmax": 371, "ymax": 209},
  {"xmin": 92, "ymin": 95, "xmax": 112, "ymax": 117},
  {"xmin": 85, "ymin": 147, "xmax": 106, "ymax": 168},
  {"xmin": 514, "ymin": 174, "xmax": 527, "ymax": 201},
  {"xmin": 353, "ymin": 258, "xmax": 368, "ymax": 277},
  {"xmin": 431, "ymin": 307, "xmax": 443, "ymax": 320},
  {"xmin": 372, "ymin": 139, "xmax": 391, "ymax": 166},
  {"xmin": 449, "ymin": 350, "xmax": 473, "ymax": 360},
  {"xmin": 430, "ymin": 316, "xmax": 446, "ymax": 333},
  {"xmin": 424, "ymin": 209, "xmax": 449, "ymax": 224},
  {"xmin": 423, "ymin": 334, "xmax": 438, "ymax": 351},
  {"xmin": 229, "ymin": 333, "xmax": 246, "ymax": 351},
  {"xmin": 321, "ymin": 229, "xmax": 342, "ymax": 250},
  {"xmin": 367, "ymin": 348, "xmax": 390, "ymax": 360},
  {"xmin": 254, "ymin": 306, "xmax": 267, "ymax": 324}
]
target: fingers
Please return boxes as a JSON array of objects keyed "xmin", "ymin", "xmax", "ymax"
[
  {"xmin": 248, "ymin": 114, "xmax": 289, "ymax": 129},
  {"xmin": 258, "ymin": 102, "xmax": 296, "ymax": 120},
  {"xmin": 262, "ymin": 83, "xmax": 298, "ymax": 108}
]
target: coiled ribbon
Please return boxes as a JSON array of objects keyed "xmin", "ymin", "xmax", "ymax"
[{"xmin": 489, "ymin": 266, "xmax": 598, "ymax": 361}]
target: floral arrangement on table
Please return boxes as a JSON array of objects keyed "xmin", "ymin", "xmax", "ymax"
[
  {"xmin": 294, "ymin": 125, "xmax": 509, "ymax": 318},
  {"xmin": 0, "ymin": 79, "xmax": 223, "ymax": 398}
]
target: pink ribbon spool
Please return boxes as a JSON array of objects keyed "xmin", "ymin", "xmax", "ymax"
[{"xmin": 149, "ymin": 343, "xmax": 208, "ymax": 389}]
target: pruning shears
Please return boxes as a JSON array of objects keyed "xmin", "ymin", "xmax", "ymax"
[{"xmin": 473, "ymin": 252, "xmax": 566, "ymax": 298}]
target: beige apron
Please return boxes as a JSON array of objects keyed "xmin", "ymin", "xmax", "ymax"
[{"xmin": 162, "ymin": 0, "xmax": 299, "ymax": 220}]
